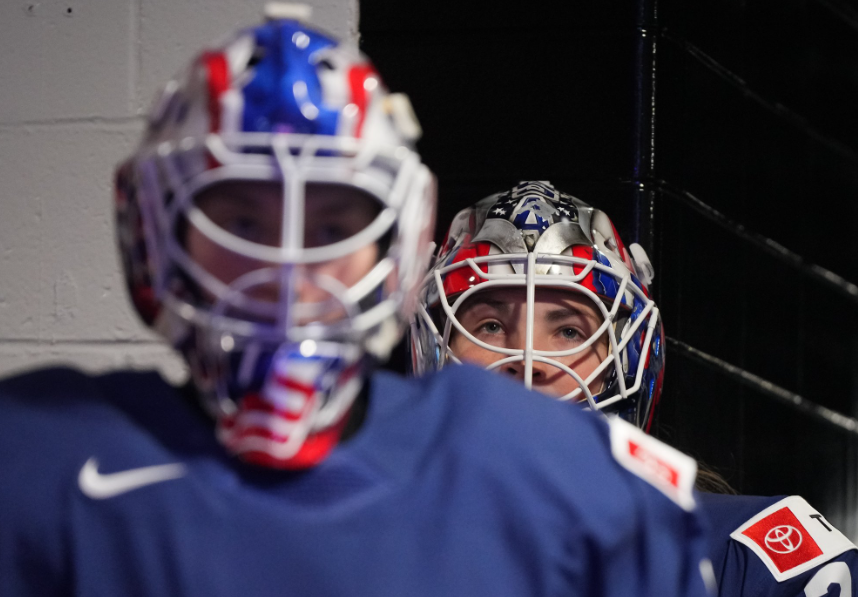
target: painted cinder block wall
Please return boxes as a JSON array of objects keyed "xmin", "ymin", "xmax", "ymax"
[{"xmin": 0, "ymin": 0, "xmax": 358, "ymax": 382}]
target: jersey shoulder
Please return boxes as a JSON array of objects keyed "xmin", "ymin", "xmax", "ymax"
[
  {"xmin": 0, "ymin": 366, "xmax": 188, "ymax": 433},
  {"xmin": 0, "ymin": 366, "xmax": 169, "ymax": 407},
  {"xmin": 605, "ymin": 416, "xmax": 698, "ymax": 511},
  {"xmin": 0, "ymin": 366, "xmax": 205, "ymax": 488},
  {"xmin": 0, "ymin": 367, "xmax": 199, "ymax": 589},
  {"xmin": 728, "ymin": 495, "xmax": 857, "ymax": 582},
  {"xmin": 369, "ymin": 365, "xmax": 699, "ymax": 514},
  {"xmin": 366, "ymin": 367, "xmax": 713, "ymax": 596},
  {"xmin": 0, "ymin": 366, "xmax": 118, "ymax": 444},
  {"xmin": 701, "ymin": 492, "xmax": 858, "ymax": 594}
]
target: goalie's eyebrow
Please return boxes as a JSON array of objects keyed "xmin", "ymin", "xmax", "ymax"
[
  {"xmin": 543, "ymin": 305, "xmax": 590, "ymax": 324},
  {"xmin": 455, "ymin": 296, "xmax": 513, "ymax": 317}
]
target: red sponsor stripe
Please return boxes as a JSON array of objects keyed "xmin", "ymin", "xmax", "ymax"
[
  {"xmin": 347, "ymin": 64, "xmax": 376, "ymax": 138},
  {"xmin": 742, "ymin": 507, "xmax": 823, "ymax": 572},
  {"xmin": 628, "ymin": 440, "xmax": 680, "ymax": 488}
]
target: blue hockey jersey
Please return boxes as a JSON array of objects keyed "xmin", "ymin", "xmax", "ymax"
[
  {"xmin": 700, "ymin": 492, "xmax": 857, "ymax": 596},
  {"xmin": 0, "ymin": 364, "xmax": 711, "ymax": 596}
]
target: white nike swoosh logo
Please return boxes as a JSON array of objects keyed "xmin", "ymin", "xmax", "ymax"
[{"xmin": 78, "ymin": 457, "xmax": 186, "ymax": 499}]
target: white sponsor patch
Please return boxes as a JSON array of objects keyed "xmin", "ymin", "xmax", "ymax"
[
  {"xmin": 607, "ymin": 417, "xmax": 697, "ymax": 511},
  {"xmin": 730, "ymin": 496, "xmax": 857, "ymax": 582}
]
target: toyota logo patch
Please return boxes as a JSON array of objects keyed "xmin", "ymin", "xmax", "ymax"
[{"xmin": 764, "ymin": 525, "xmax": 803, "ymax": 554}]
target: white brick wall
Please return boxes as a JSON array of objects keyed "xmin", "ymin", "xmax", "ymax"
[{"xmin": 0, "ymin": 0, "xmax": 359, "ymax": 382}]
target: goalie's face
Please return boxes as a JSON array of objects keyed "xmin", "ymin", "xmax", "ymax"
[
  {"xmin": 186, "ymin": 180, "xmax": 382, "ymax": 321},
  {"xmin": 448, "ymin": 287, "xmax": 609, "ymax": 398}
]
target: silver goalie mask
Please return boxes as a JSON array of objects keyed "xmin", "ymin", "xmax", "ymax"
[{"xmin": 410, "ymin": 181, "xmax": 664, "ymax": 430}]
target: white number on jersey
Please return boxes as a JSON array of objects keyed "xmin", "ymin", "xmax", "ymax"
[{"xmin": 804, "ymin": 561, "xmax": 851, "ymax": 597}]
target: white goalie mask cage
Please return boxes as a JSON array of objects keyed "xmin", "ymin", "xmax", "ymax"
[
  {"xmin": 143, "ymin": 134, "xmax": 433, "ymax": 351},
  {"xmin": 410, "ymin": 181, "xmax": 665, "ymax": 429}
]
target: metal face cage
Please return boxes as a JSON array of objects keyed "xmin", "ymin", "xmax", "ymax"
[{"xmin": 414, "ymin": 250, "xmax": 660, "ymax": 415}]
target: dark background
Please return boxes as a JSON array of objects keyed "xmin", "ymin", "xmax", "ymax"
[{"xmin": 361, "ymin": 0, "xmax": 858, "ymax": 536}]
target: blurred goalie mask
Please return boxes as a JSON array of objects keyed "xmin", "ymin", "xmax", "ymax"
[
  {"xmin": 114, "ymin": 8, "xmax": 436, "ymax": 468},
  {"xmin": 411, "ymin": 181, "xmax": 663, "ymax": 430}
]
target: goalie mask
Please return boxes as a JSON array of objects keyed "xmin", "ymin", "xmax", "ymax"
[
  {"xmin": 411, "ymin": 181, "xmax": 663, "ymax": 430},
  {"xmin": 114, "ymin": 9, "xmax": 436, "ymax": 469}
]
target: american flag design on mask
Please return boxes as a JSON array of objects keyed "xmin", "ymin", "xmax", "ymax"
[{"xmin": 217, "ymin": 344, "xmax": 361, "ymax": 470}]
